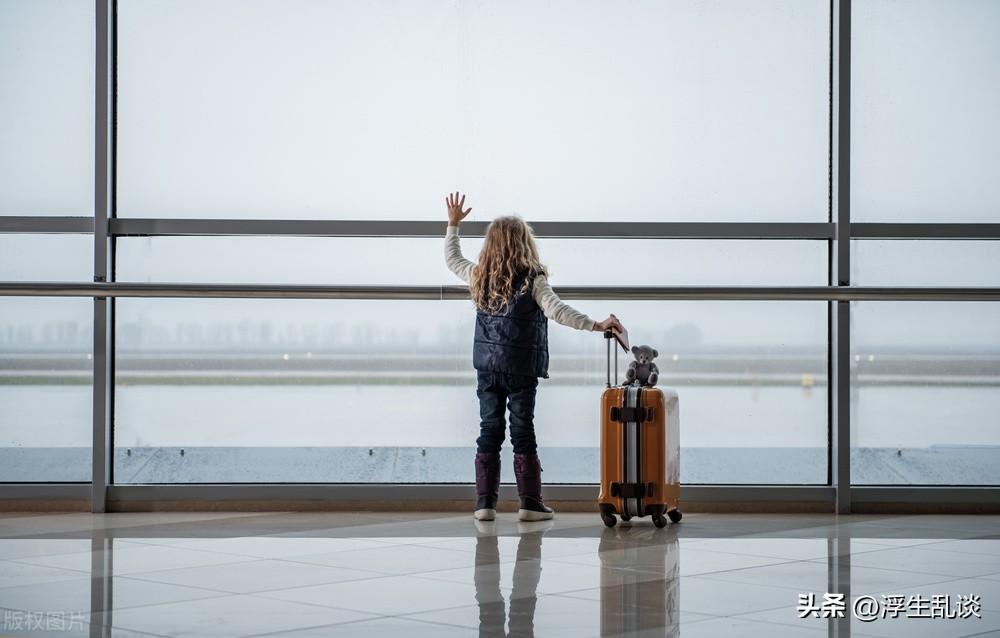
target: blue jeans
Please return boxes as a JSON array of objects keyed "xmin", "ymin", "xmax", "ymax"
[{"xmin": 475, "ymin": 371, "xmax": 539, "ymax": 455}]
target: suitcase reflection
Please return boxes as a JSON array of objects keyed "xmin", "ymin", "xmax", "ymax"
[
  {"xmin": 598, "ymin": 525, "xmax": 680, "ymax": 637},
  {"xmin": 473, "ymin": 525, "xmax": 680, "ymax": 637}
]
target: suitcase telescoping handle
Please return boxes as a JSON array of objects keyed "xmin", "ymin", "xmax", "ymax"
[
  {"xmin": 604, "ymin": 330, "xmax": 617, "ymax": 388},
  {"xmin": 603, "ymin": 325, "xmax": 629, "ymax": 388}
]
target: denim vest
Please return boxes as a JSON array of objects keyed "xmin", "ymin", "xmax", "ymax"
[{"xmin": 472, "ymin": 271, "xmax": 549, "ymax": 378}]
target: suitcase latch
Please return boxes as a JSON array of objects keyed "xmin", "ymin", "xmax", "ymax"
[{"xmin": 610, "ymin": 406, "xmax": 654, "ymax": 423}]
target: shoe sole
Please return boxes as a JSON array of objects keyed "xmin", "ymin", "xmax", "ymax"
[
  {"xmin": 518, "ymin": 509, "xmax": 554, "ymax": 522},
  {"xmin": 474, "ymin": 508, "xmax": 496, "ymax": 521}
]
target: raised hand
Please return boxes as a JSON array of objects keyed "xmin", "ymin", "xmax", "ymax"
[{"xmin": 446, "ymin": 191, "xmax": 472, "ymax": 226}]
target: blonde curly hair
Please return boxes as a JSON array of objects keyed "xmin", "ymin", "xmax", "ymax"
[{"xmin": 470, "ymin": 216, "xmax": 548, "ymax": 314}]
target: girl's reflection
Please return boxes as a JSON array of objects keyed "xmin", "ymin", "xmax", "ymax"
[
  {"xmin": 472, "ymin": 523, "xmax": 680, "ymax": 637},
  {"xmin": 474, "ymin": 523, "xmax": 545, "ymax": 638}
]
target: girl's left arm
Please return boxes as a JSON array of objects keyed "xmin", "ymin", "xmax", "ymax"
[
  {"xmin": 444, "ymin": 191, "xmax": 475, "ymax": 283},
  {"xmin": 444, "ymin": 225, "xmax": 475, "ymax": 284}
]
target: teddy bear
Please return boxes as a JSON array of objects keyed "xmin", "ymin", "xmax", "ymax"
[{"xmin": 624, "ymin": 345, "xmax": 659, "ymax": 387}]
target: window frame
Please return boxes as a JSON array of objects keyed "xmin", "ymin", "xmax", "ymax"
[{"xmin": 1, "ymin": 0, "xmax": 1000, "ymax": 512}]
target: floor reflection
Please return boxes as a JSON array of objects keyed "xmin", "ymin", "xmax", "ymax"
[
  {"xmin": 471, "ymin": 523, "xmax": 682, "ymax": 637},
  {"xmin": 598, "ymin": 526, "xmax": 680, "ymax": 637},
  {"xmin": 474, "ymin": 523, "xmax": 544, "ymax": 637},
  {"xmin": 1, "ymin": 513, "xmax": 998, "ymax": 636}
]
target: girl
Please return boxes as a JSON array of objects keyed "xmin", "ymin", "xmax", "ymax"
[{"xmin": 445, "ymin": 192, "xmax": 624, "ymax": 521}]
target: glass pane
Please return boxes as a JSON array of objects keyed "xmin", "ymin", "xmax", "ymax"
[
  {"xmin": 117, "ymin": 236, "xmax": 827, "ymax": 286},
  {"xmin": 851, "ymin": 302, "xmax": 1000, "ymax": 485},
  {"xmin": 853, "ymin": 0, "xmax": 1000, "ymax": 222},
  {"xmin": 0, "ymin": 297, "xmax": 93, "ymax": 481},
  {"xmin": 0, "ymin": 233, "xmax": 93, "ymax": 481},
  {"xmin": 118, "ymin": 0, "xmax": 829, "ymax": 221},
  {"xmin": 114, "ymin": 298, "xmax": 827, "ymax": 484},
  {"xmin": 852, "ymin": 240, "xmax": 1000, "ymax": 286},
  {"xmin": 0, "ymin": 234, "xmax": 93, "ymax": 281},
  {"xmin": 0, "ymin": 0, "xmax": 94, "ymax": 216}
]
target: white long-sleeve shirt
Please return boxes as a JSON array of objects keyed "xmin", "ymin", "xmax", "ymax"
[{"xmin": 445, "ymin": 225, "xmax": 597, "ymax": 331}]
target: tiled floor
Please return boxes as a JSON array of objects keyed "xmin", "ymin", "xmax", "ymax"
[{"xmin": 0, "ymin": 511, "xmax": 998, "ymax": 637}]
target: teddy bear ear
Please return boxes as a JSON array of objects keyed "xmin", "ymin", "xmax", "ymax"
[
  {"xmin": 652, "ymin": 349, "xmax": 659, "ymax": 358},
  {"xmin": 631, "ymin": 346, "xmax": 639, "ymax": 355}
]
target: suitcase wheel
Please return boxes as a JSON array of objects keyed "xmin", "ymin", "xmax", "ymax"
[
  {"xmin": 652, "ymin": 513, "xmax": 667, "ymax": 528},
  {"xmin": 667, "ymin": 509, "xmax": 683, "ymax": 524},
  {"xmin": 600, "ymin": 510, "xmax": 617, "ymax": 528}
]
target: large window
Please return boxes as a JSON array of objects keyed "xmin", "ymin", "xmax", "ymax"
[
  {"xmin": 851, "ymin": 238, "xmax": 1000, "ymax": 485},
  {"xmin": 0, "ymin": 0, "xmax": 94, "ymax": 216},
  {"xmin": 116, "ymin": 237, "xmax": 827, "ymax": 287},
  {"xmin": 849, "ymin": 0, "xmax": 1000, "ymax": 484},
  {"xmin": 116, "ymin": 0, "xmax": 829, "ymax": 221},
  {"xmin": 852, "ymin": 241, "xmax": 1000, "ymax": 288},
  {"xmin": 852, "ymin": 0, "xmax": 1000, "ymax": 222},
  {"xmin": 107, "ymin": 0, "xmax": 834, "ymax": 485},
  {"xmin": 1, "ymin": 0, "xmax": 997, "ymax": 497},
  {"xmin": 0, "ymin": 235, "xmax": 94, "ymax": 481},
  {"xmin": 851, "ymin": 302, "xmax": 1000, "ymax": 485},
  {"xmin": 113, "ymin": 297, "xmax": 827, "ymax": 484},
  {"xmin": 0, "ymin": 0, "xmax": 95, "ymax": 482}
]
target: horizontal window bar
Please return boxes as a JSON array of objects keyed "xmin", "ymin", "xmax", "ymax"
[
  {"xmin": 7, "ymin": 219, "xmax": 999, "ymax": 240},
  {"xmin": 11, "ymin": 219, "xmax": 999, "ymax": 240},
  {"xmin": 111, "ymin": 218, "xmax": 836, "ymax": 239},
  {"xmin": 1, "ymin": 282, "xmax": 999, "ymax": 301},
  {"xmin": 0, "ymin": 216, "xmax": 95, "ymax": 233},
  {"xmin": 104, "ymin": 484, "xmax": 836, "ymax": 503},
  {"xmin": 0, "ymin": 484, "xmax": 826, "ymax": 503},
  {"xmin": 852, "ymin": 223, "xmax": 1000, "ymax": 239},
  {"xmin": 3, "ymin": 485, "xmax": 998, "ymax": 507}
]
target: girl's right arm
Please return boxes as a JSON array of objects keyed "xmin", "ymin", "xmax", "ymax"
[
  {"xmin": 445, "ymin": 225, "xmax": 475, "ymax": 284},
  {"xmin": 532, "ymin": 276, "xmax": 624, "ymax": 333},
  {"xmin": 444, "ymin": 192, "xmax": 475, "ymax": 283}
]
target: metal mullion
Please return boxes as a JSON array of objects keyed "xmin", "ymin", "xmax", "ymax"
[
  {"xmin": 831, "ymin": 0, "xmax": 852, "ymax": 515},
  {"xmin": 0, "ymin": 217, "xmax": 95, "ymax": 233},
  {"xmin": 109, "ymin": 218, "xmax": 836, "ymax": 240},
  {"xmin": 825, "ymin": 0, "xmax": 836, "ymax": 498},
  {"xmin": 92, "ymin": 0, "xmax": 115, "ymax": 514},
  {"xmin": 851, "ymin": 223, "xmax": 1000, "ymax": 239},
  {"xmin": 831, "ymin": 301, "xmax": 851, "ymax": 514}
]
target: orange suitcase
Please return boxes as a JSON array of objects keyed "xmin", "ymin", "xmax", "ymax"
[{"xmin": 598, "ymin": 329, "xmax": 681, "ymax": 528}]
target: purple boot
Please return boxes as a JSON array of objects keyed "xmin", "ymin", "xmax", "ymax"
[
  {"xmin": 514, "ymin": 453, "xmax": 554, "ymax": 521},
  {"xmin": 474, "ymin": 452, "xmax": 501, "ymax": 521}
]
